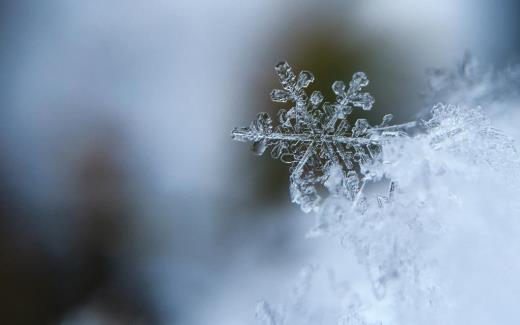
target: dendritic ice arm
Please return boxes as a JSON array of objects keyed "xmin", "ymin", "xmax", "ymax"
[{"xmin": 232, "ymin": 61, "xmax": 415, "ymax": 212}]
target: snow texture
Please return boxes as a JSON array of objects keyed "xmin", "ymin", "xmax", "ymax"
[{"xmin": 232, "ymin": 61, "xmax": 520, "ymax": 324}]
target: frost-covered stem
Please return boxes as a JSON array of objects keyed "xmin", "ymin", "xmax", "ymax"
[
  {"xmin": 291, "ymin": 143, "xmax": 314, "ymax": 178},
  {"xmin": 289, "ymin": 144, "xmax": 315, "ymax": 209},
  {"xmin": 232, "ymin": 130, "xmax": 374, "ymax": 145},
  {"xmin": 231, "ymin": 121, "xmax": 417, "ymax": 145}
]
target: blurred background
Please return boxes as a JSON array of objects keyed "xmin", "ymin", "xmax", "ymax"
[{"xmin": 0, "ymin": 1, "xmax": 519, "ymax": 324}]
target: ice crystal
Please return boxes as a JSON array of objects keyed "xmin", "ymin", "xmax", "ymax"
[{"xmin": 232, "ymin": 62, "xmax": 414, "ymax": 212}]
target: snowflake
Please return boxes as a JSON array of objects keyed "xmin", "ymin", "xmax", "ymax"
[{"xmin": 232, "ymin": 61, "xmax": 415, "ymax": 212}]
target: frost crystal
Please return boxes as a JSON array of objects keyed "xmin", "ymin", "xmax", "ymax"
[{"xmin": 232, "ymin": 62, "xmax": 414, "ymax": 212}]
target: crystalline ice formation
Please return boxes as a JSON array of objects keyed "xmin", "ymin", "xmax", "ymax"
[{"xmin": 232, "ymin": 61, "xmax": 414, "ymax": 212}]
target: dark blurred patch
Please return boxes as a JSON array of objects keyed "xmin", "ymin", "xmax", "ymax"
[
  {"xmin": 0, "ymin": 0, "xmax": 12, "ymax": 28},
  {"xmin": 0, "ymin": 124, "xmax": 155, "ymax": 324},
  {"xmin": 505, "ymin": 1, "xmax": 520, "ymax": 61}
]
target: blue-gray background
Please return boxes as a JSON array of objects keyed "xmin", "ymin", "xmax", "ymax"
[{"xmin": 0, "ymin": 1, "xmax": 519, "ymax": 323}]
